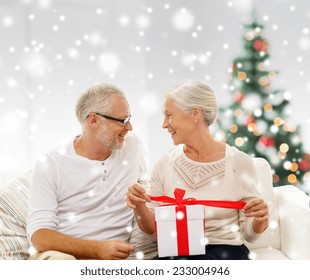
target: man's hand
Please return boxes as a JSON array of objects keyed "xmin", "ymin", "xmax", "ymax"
[
  {"xmin": 243, "ymin": 198, "xmax": 269, "ymax": 234},
  {"xmin": 98, "ymin": 240, "xmax": 135, "ymax": 260}
]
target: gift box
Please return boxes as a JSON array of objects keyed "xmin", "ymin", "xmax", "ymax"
[
  {"xmin": 155, "ymin": 204, "xmax": 205, "ymax": 258},
  {"xmin": 151, "ymin": 188, "xmax": 246, "ymax": 258}
]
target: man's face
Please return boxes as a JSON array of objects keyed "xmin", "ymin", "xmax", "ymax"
[{"xmin": 96, "ymin": 95, "xmax": 132, "ymax": 150}]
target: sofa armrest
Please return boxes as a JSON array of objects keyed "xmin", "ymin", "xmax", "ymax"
[{"xmin": 274, "ymin": 185, "xmax": 310, "ymax": 260}]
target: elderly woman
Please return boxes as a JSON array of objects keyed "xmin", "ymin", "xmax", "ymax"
[{"xmin": 127, "ymin": 80, "xmax": 269, "ymax": 260}]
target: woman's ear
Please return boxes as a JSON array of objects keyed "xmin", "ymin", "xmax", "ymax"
[{"xmin": 192, "ymin": 107, "xmax": 202, "ymax": 124}]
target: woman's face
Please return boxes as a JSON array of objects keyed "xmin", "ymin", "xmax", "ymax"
[{"xmin": 162, "ymin": 99, "xmax": 194, "ymax": 145}]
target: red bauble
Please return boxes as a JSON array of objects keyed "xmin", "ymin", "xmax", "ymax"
[
  {"xmin": 299, "ymin": 153, "xmax": 310, "ymax": 171},
  {"xmin": 253, "ymin": 40, "xmax": 268, "ymax": 52},
  {"xmin": 246, "ymin": 116, "xmax": 256, "ymax": 125},
  {"xmin": 259, "ymin": 135, "xmax": 275, "ymax": 147},
  {"xmin": 233, "ymin": 91, "xmax": 244, "ymax": 103},
  {"xmin": 299, "ymin": 160, "xmax": 310, "ymax": 172}
]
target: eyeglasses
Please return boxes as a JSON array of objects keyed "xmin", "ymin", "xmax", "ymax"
[{"xmin": 93, "ymin": 112, "xmax": 131, "ymax": 126}]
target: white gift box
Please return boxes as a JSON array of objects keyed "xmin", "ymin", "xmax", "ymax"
[{"xmin": 154, "ymin": 204, "xmax": 205, "ymax": 258}]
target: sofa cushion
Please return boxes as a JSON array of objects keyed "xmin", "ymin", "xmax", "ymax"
[
  {"xmin": 128, "ymin": 216, "xmax": 158, "ymax": 260},
  {"xmin": 0, "ymin": 171, "xmax": 32, "ymax": 260},
  {"xmin": 245, "ymin": 158, "xmax": 281, "ymax": 253}
]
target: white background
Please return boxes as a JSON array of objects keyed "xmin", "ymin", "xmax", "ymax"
[
  {"xmin": 0, "ymin": 260, "xmax": 309, "ymax": 279},
  {"xmin": 0, "ymin": 0, "xmax": 309, "ymax": 185}
]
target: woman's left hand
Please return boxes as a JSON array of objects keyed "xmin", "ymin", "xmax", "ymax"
[{"xmin": 243, "ymin": 198, "xmax": 269, "ymax": 234}]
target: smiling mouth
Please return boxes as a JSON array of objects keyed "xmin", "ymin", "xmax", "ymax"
[{"xmin": 169, "ymin": 131, "xmax": 176, "ymax": 137}]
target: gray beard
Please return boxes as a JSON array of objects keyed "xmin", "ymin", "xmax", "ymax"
[{"xmin": 98, "ymin": 127, "xmax": 124, "ymax": 151}]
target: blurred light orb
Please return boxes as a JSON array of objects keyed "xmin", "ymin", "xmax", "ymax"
[
  {"xmin": 6, "ymin": 77, "xmax": 18, "ymax": 88},
  {"xmin": 198, "ymin": 53, "xmax": 209, "ymax": 65},
  {"xmin": 135, "ymin": 14, "xmax": 151, "ymax": 29},
  {"xmin": 28, "ymin": 246, "xmax": 37, "ymax": 256},
  {"xmin": 98, "ymin": 52, "xmax": 120, "ymax": 74},
  {"xmin": 21, "ymin": 52, "xmax": 50, "ymax": 77},
  {"xmin": 172, "ymin": 8, "xmax": 195, "ymax": 31},
  {"xmin": 241, "ymin": 94, "xmax": 262, "ymax": 111},
  {"xmin": 140, "ymin": 93, "xmax": 160, "ymax": 114},
  {"xmin": 89, "ymin": 32, "xmax": 106, "ymax": 46},
  {"xmin": 67, "ymin": 48, "xmax": 80, "ymax": 59},
  {"xmin": 181, "ymin": 53, "xmax": 196, "ymax": 66},
  {"xmin": 0, "ymin": 113, "xmax": 21, "ymax": 133},
  {"xmin": 233, "ymin": 0, "xmax": 253, "ymax": 13},
  {"xmin": 29, "ymin": 123, "xmax": 39, "ymax": 133},
  {"xmin": 136, "ymin": 251, "xmax": 144, "ymax": 260},
  {"xmin": 298, "ymin": 37, "xmax": 310, "ymax": 50},
  {"xmin": 2, "ymin": 16, "xmax": 14, "ymax": 27},
  {"xmin": 37, "ymin": 0, "xmax": 52, "ymax": 9},
  {"xmin": 119, "ymin": 15, "xmax": 131, "ymax": 26}
]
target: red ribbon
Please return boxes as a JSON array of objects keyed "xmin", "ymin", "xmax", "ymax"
[
  {"xmin": 151, "ymin": 188, "xmax": 246, "ymax": 256},
  {"xmin": 150, "ymin": 188, "xmax": 246, "ymax": 209}
]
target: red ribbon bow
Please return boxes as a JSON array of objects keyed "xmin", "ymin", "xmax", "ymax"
[
  {"xmin": 151, "ymin": 188, "xmax": 246, "ymax": 256},
  {"xmin": 150, "ymin": 188, "xmax": 246, "ymax": 209}
]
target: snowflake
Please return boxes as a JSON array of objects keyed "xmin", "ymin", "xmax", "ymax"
[
  {"xmin": 172, "ymin": 8, "xmax": 195, "ymax": 31},
  {"xmin": 136, "ymin": 251, "xmax": 144, "ymax": 260}
]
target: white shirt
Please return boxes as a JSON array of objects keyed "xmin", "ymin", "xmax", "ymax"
[
  {"xmin": 27, "ymin": 133, "xmax": 148, "ymax": 242},
  {"xmin": 150, "ymin": 144, "xmax": 260, "ymax": 245}
]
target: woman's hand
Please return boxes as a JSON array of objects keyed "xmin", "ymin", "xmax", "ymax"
[
  {"xmin": 127, "ymin": 183, "xmax": 151, "ymax": 209},
  {"xmin": 126, "ymin": 184, "xmax": 155, "ymax": 234},
  {"xmin": 243, "ymin": 198, "xmax": 269, "ymax": 234}
]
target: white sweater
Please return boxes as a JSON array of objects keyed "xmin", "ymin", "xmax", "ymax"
[
  {"xmin": 150, "ymin": 144, "xmax": 260, "ymax": 245},
  {"xmin": 27, "ymin": 133, "xmax": 148, "ymax": 242}
]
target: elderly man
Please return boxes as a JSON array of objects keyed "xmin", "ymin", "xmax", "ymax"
[{"xmin": 27, "ymin": 83, "xmax": 148, "ymax": 260}]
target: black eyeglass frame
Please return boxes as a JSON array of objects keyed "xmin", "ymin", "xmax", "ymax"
[{"xmin": 91, "ymin": 112, "xmax": 131, "ymax": 125}]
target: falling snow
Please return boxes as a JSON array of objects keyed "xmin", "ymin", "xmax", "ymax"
[{"xmin": 0, "ymin": 0, "xmax": 309, "ymax": 195}]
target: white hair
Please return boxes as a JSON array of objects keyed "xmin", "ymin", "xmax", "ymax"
[
  {"xmin": 165, "ymin": 80, "xmax": 217, "ymax": 125},
  {"xmin": 75, "ymin": 83, "xmax": 126, "ymax": 123}
]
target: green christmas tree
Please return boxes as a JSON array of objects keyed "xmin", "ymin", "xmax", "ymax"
[{"xmin": 217, "ymin": 19, "xmax": 308, "ymax": 187}]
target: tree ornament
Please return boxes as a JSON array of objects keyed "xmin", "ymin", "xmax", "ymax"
[
  {"xmin": 217, "ymin": 18, "xmax": 306, "ymax": 187},
  {"xmin": 253, "ymin": 40, "xmax": 264, "ymax": 51},
  {"xmin": 259, "ymin": 135, "xmax": 275, "ymax": 147},
  {"xmin": 233, "ymin": 91, "xmax": 244, "ymax": 103},
  {"xmin": 246, "ymin": 116, "xmax": 256, "ymax": 126},
  {"xmin": 299, "ymin": 154, "xmax": 310, "ymax": 172}
]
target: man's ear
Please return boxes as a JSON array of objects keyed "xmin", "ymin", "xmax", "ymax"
[{"xmin": 87, "ymin": 113, "xmax": 99, "ymax": 126}]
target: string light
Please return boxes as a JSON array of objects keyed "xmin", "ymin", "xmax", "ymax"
[
  {"xmin": 245, "ymin": 31, "xmax": 254, "ymax": 41},
  {"xmin": 287, "ymin": 174, "xmax": 297, "ymax": 184},
  {"xmin": 280, "ymin": 143, "xmax": 289, "ymax": 153},
  {"xmin": 238, "ymin": 71, "xmax": 247, "ymax": 80},
  {"xmin": 290, "ymin": 163, "xmax": 299, "ymax": 172},
  {"xmin": 264, "ymin": 104, "xmax": 273, "ymax": 112},
  {"xmin": 235, "ymin": 137, "xmax": 245, "ymax": 147},
  {"xmin": 274, "ymin": 117, "xmax": 283, "ymax": 126},
  {"xmin": 234, "ymin": 109, "xmax": 243, "ymax": 117},
  {"xmin": 258, "ymin": 76, "xmax": 269, "ymax": 87},
  {"xmin": 229, "ymin": 124, "xmax": 238, "ymax": 133},
  {"xmin": 247, "ymin": 123, "xmax": 256, "ymax": 132}
]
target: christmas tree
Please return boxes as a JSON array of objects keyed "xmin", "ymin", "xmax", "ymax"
[{"xmin": 217, "ymin": 19, "xmax": 308, "ymax": 187}]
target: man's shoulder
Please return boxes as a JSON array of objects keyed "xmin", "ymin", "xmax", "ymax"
[{"xmin": 39, "ymin": 139, "xmax": 73, "ymax": 162}]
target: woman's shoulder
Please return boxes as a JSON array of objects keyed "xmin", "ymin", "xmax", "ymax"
[
  {"xmin": 228, "ymin": 145, "xmax": 254, "ymax": 167},
  {"xmin": 154, "ymin": 145, "xmax": 182, "ymax": 165}
]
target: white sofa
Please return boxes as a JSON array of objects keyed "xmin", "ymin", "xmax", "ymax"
[
  {"xmin": 1, "ymin": 157, "xmax": 309, "ymax": 260},
  {"xmin": 245, "ymin": 158, "xmax": 310, "ymax": 260}
]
